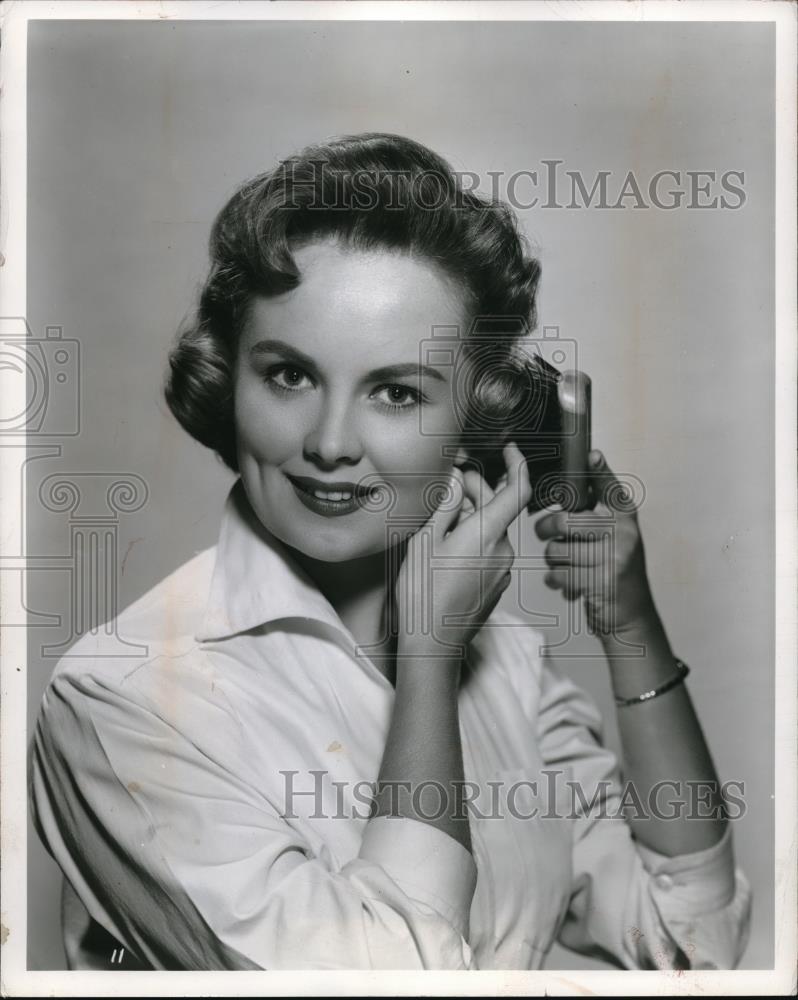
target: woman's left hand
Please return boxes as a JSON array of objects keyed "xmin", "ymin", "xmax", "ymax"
[{"xmin": 534, "ymin": 450, "xmax": 659, "ymax": 636}]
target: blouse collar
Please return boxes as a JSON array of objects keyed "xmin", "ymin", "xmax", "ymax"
[{"xmin": 195, "ymin": 479, "xmax": 359, "ymax": 652}]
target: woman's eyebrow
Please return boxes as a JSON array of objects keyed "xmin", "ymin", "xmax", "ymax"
[{"xmin": 248, "ymin": 339, "xmax": 445, "ymax": 382}]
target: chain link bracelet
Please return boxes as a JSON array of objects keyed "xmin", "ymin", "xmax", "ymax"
[{"xmin": 614, "ymin": 657, "xmax": 691, "ymax": 708}]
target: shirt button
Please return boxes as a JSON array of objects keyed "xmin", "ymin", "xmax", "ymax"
[{"xmin": 655, "ymin": 873, "xmax": 674, "ymax": 890}]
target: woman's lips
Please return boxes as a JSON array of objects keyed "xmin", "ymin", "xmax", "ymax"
[
  {"xmin": 287, "ymin": 474, "xmax": 368, "ymax": 501},
  {"xmin": 286, "ymin": 473, "xmax": 376, "ymax": 518}
]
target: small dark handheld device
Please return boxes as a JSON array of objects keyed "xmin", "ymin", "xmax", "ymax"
[
  {"xmin": 462, "ymin": 356, "xmax": 594, "ymax": 514},
  {"xmin": 557, "ymin": 369, "xmax": 593, "ymax": 512}
]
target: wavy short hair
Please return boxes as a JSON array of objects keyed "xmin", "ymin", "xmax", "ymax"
[{"xmin": 165, "ymin": 132, "xmax": 542, "ymax": 472}]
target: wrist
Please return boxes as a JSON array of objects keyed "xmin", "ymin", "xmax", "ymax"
[
  {"xmin": 600, "ymin": 614, "xmax": 685, "ymax": 703},
  {"xmin": 396, "ymin": 635, "xmax": 464, "ymax": 664},
  {"xmin": 597, "ymin": 606, "xmax": 666, "ymax": 653},
  {"xmin": 394, "ymin": 646, "xmax": 463, "ymax": 696}
]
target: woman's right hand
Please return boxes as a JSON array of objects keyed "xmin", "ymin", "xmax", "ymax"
[{"xmin": 394, "ymin": 441, "xmax": 533, "ymax": 661}]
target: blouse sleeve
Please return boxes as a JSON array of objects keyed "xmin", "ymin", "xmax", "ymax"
[
  {"xmin": 28, "ymin": 667, "xmax": 477, "ymax": 971},
  {"xmin": 535, "ymin": 653, "xmax": 753, "ymax": 970}
]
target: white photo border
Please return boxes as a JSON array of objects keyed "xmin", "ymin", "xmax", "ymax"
[{"xmin": 1, "ymin": 1, "xmax": 795, "ymax": 996}]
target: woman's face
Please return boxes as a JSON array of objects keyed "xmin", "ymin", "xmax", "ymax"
[{"xmin": 234, "ymin": 241, "xmax": 470, "ymax": 562}]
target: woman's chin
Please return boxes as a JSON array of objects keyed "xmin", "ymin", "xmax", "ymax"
[{"xmin": 264, "ymin": 516, "xmax": 388, "ymax": 564}]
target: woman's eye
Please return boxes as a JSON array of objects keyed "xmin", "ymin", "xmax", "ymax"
[
  {"xmin": 264, "ymin": 365, "xmax": 312, "ymax": 393},
  {"xmin": 373, "ymin": 384, "xmax": 423, "ymax": 411},
  {"xmin": 262, "ymin": 368, "xmax": 423, "ymax": 410}
]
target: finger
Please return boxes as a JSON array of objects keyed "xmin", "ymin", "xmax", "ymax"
[
  {"xmin": 544, "ymin": 568, "xmax": 583, "ymax": 601},
  {"xmin": 481, "ymin": 441, "xmax": 532, "ymax": 536},
  {"xmin": 534, "ymin": 511, "xmax": 567, "ymax": 541},
  {"xmin": 545, "ymin": 534, "xmax": 613, "ymax": 568},
  {"xmin": 430, "ymin": 467, "xmax": 465, "ymax": 540},
  {"xmin": 535, "ymin": 508, "xmax": 616, "ymax": 541},
  {"xmin": 461, "ymin": 468, "xmax": 495, "ymax": 510},
  {"xmin": 545, "ymin": 562, "xmax": 612, "ymax": 597},
  {"xmin": 494, "ymin": 532, "xmax": 516, "ymax": 565},
  {"xmin": 452, "ymin": 494, "xmax": 477, "ymax": 528},
  {"xmin": 589, "ymin": 450, "xmax": 625, "ymax": 509}
]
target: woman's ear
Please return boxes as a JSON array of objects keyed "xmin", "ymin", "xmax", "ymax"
[{"xmin": 453, "ymin": 444, "xmax": 469, "ymax": 467}]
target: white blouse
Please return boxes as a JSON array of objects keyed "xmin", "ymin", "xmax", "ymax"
[{"xmin": 29, "ymin": 480, "xmax": 752, "ymax": 971}]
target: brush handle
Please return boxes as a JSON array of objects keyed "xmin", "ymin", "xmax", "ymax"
[{"xmin": 558, "ymin": 371, "xmax": 592, "ymax": 511}]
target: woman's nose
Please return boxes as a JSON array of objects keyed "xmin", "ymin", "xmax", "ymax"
[{"xmin": 303, "ymin": 396, "xmax": 364, "ymax": 468}]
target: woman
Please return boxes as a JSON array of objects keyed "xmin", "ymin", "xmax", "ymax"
[{"xmin": 29, "ymin": 133, "xmax": 752, "ymax": 971}]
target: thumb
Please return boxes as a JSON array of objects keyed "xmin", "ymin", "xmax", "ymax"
[
  {"xmin": 430, "ymin": 466, "xmax": 465, "ymax": 539},
  {"xmin": 589, "ymin": 450, "xmax": 629, "ymax": 511},
  {"xmin": 589, "ymin": 449, "xmax": 614, "ymax": 493}
]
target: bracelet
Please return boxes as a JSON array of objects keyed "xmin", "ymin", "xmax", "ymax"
[{"xmin": 614, "ymin": 657, "xmax": 690, "ymax": 708}]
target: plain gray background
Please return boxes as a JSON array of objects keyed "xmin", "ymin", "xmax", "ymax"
[{"xmin": 25, "ymin": 19, "xmax": 774, "ymax": 970}]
